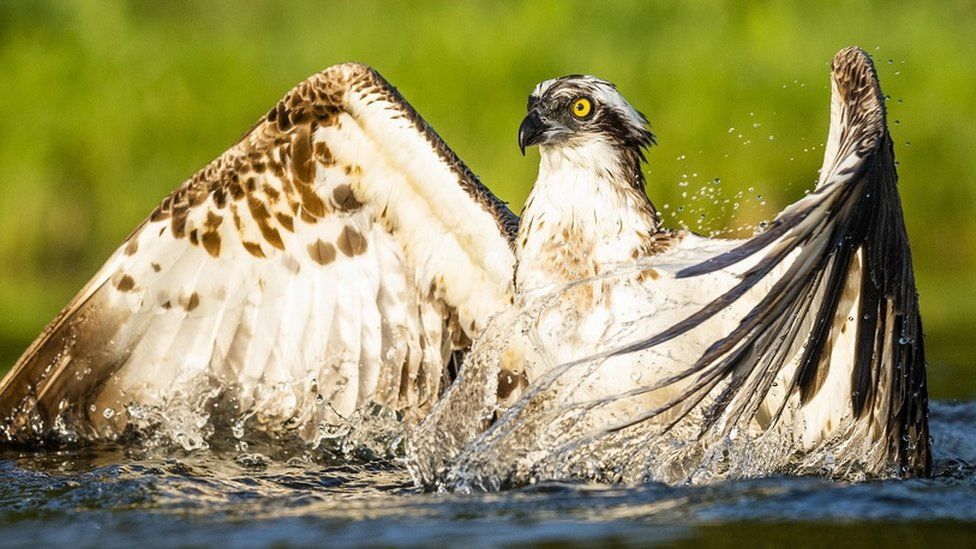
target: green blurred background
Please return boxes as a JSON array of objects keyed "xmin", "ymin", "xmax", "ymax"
[{"xmin": 0, "ymin": 1, "xmax": 973, "ymax": 397}]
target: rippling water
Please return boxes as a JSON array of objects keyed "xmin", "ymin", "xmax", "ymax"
[{"xmin": 0, "ymin": 401, "xmax": 972, "ymax": 548}]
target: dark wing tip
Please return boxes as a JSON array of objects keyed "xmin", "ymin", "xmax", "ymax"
[
  {"xmin": 830, "ymin": 46, "xmax": 887, "ymax": 152},
  {"xmin": 831, "ymin": 46, "xmax": 880, "ymax": 93}
]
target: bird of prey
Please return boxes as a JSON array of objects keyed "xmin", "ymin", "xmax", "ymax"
[{"xmin": 0, "ymin": 47, "xmax": 928, "ymax": 479}]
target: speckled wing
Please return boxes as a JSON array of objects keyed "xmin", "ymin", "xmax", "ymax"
[
  {"xmin": 613, "ymin": 47, "xmax": 929, "ymax": 476},
  {"xmin": 0, "ymin": 63, "xmax": 518, "ymax": 444}
]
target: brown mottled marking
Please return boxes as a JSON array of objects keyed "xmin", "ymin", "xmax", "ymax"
[
  {"xmin": 183, "ymin": 292, "xmax": 200, "ymax": 312},
  {"xmin": 188, "ymin": 189, "xmax": 207, "ymax": 207},
  {"xmin": 332, "ymin": 184, "xmax": 363, "ymax": 212},
  {"xmin": 638, "ymin": 267, "xmax": 660, "ymax": 283},
  {"xmin": 243, "ymin": 241, "xmax": 266, "ymax": 258},
  {"xmin": 204, "ymin": 211, "xmax": 224, "ymax": 230},
  {"xmin": 247, "ymin": 196, "xmax": 285, "ymax": 250},
  {"xmin": 197, "ymin": 213, "xmax": 224, "ymax": 257},
  {"xmin": 171, "ymin": 209, "xmax": 188, "ymax": 238},
  {"xmin": 299, "ymin": 209, "xmax": 317, "ymax": 224},
  {"xmin": 275, "ymin": 100, "xmax": 292, "ymax": 131},
  {"xmin": 124, "ymin": 238, "xmax": 139, "ymax": 256},
  {"xmin": 262, "ymin": 183, "xmax": 280, "ymax": 202},
  {"xmin": 228, "ymin": 182, "xmax": 245, "ymax": 200},
  {"xmin": 115, "ymin": 274, "xmax": 135, "ymax": 292},
  {"xmin": 291, "ymin": 125, "xmax": 314, "ymax": 184},
  {"xmin": 290, "ymin": 107, "xmax": 310, "ymax": 126},
  {"xmin": 313, "ymin": 141, "xmax": 334, "ymax": 165},
  {"xmin": 270, "ymin": 160, "xmax": 285, "ymax": 178},
  {"xmin": 189, "ymin": 229, "xmax": 199, "ymax": 246},
  {"xmin": 308, "ymin": 239, "xmax": 337, "ymax": 265},
  {"xmin": 151, "ymin": 263, "xmax": 161, "ymax": 272},
  {"xmin": 336, "ymin": 225, "xmax": 368, "ymax": 256},
  {"xmin": 276, "ymin": 212, "xmax": 294, "ymax": 232},
  {"xmin": 202, "ymin": 231, "xmax": 221, "ymax": 258},
  {"xmin": 640, "ymin": 229, "xmax": 683, "ymax": 257},
  {"xmin": 295, "ymin": 182, "xmax": 326, "ymax": 218},
  {"xmin": 212, "ymin": 187, "xmax": 227, "ymax": 208},
  {"xmin": 497, "ymin": 368, "xmax": 528, "ymax": 401},
  {"xmin": 230, "ymin": 203, "xmax": 243, "ymax": 231},
  {"xmin": 162, "ymin": 300, "xmax": 172, "ymax": 309}
]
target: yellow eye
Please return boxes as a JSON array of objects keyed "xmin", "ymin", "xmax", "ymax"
[{"xmin": 571, "ymin": 98, "xmax": 592, "ymax": 118}]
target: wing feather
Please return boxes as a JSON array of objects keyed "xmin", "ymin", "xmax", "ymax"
[
  {"xmin": 0, "ymin": 63, "xmax": 517, "ymax": 445},
  {"xmin": 615, "ymin": 47, "xmax": 929, "ymax": 476}
]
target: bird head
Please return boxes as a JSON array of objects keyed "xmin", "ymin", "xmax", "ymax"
[{"xmin": 518, "ymin": 75, "xmax": 656, "ymax": 158}]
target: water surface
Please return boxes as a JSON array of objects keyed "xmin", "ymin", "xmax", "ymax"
[{"xmin": 0, "ymin": 401, "xmax": 973, "ymax": 548}]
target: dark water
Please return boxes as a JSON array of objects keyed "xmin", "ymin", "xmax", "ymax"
[{"xmin": 0, "ymin": 401, "xmax": 974, "ymax": 548}]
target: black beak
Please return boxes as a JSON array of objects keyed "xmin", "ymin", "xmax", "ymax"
[{"xmin": 518, "ymin": 110, "xmax": 547, "ymax": 155}]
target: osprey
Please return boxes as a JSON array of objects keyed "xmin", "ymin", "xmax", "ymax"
[{"xmin": 0, "ymin": 47, "xmax": 929, "ymax": 479}]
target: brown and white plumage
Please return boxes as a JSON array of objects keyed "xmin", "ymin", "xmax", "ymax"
[
  {"xmin": 1, "ymin": 48, "xmax": 929, "ymax": 482},
  {"xmin": 0, "ymin": 63, "xmax": 516, "ymax": 443},
  {"xmin": 412, "ymin": 47, "xmax": 929, "ymax": 485}
]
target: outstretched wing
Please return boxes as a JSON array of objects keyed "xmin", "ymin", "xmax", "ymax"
[
  {"xmin": 615, "ymin": 47, "xmax": 929, "ymax": 476},
  {"xmin": 0, "ymin": 63, "xmax": 518, "ymax": 444}
]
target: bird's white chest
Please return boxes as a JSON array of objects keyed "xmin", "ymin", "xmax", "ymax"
[{"xmin": 514, "ymin": 144, "xmax": 657, "ymax": 298}]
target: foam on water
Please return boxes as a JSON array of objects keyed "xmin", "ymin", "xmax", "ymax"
[{"xmin": 0, "ymin": 401, "xmax": 972, "ymax": 547}]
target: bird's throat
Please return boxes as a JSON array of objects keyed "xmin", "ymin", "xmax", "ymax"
[{"xmin": 515, "ymin": 142, "xmax": 661, "ymax": 296}]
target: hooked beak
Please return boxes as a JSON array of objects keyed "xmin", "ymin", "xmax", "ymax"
[{"xmin": 518, "ymin": 110, "xmax": 548, "ymax": 155}]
